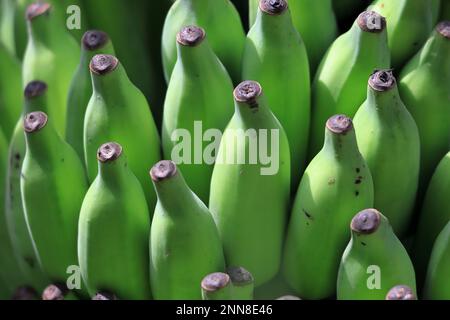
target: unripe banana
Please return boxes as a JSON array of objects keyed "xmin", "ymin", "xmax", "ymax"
[
  {"xmin": 369, "ymin": 0, "xmax": 435, "ymax": 69},
  {"xmin": 398, "ymin": 21, "xmax": 450, "ymax": 195},
  {"xmin": 337, "ymin": 209, "xmax": 417, "ymax": 300},
  {"xmin": 414, "ymin": 152, "xmax": 450, "ymax": 284},
  {"xmin": 0, "ymin": 128, "xmax": 27, "ymax": 298},
  {"xmin": 385, "ymin": 285, "xmax": 417, "ymax": 300},
  {"xmin": 150, "ymin": 160, "xmax": 225, "ymax": 300},
  {"xmin": 5, "ymin": 82, "xmax": 51, "ymax": 292},
  {"xmin": 162, "ymin": 0, "xmax": 245, "ymax": 83},
  {"xmin": 22, "ymin": 2, "xmax": 79, "ymax": 135},
  {"xmin": 0, "ymin": 42, "xmax": 22, "ymax": 140},
  {"xmin": 209, "ymin": 81, "xmax": 291, "ymax": 287},
  {"xmin": 13, "ymin": 0, "xmax": 29, "ymax": 60},
  {"xmin": 78, "ymin": 142, "xmax": 151, "ymax": 300},
  {"xmin": 162, "ymin": 26, "xmax": 234, "ymax": 203},
  {"xmin": 66, "ymin": 30, "xmax": 115, "ymax": 162},
  {"xmin": 84, "ymin": 54, "xmax": 161, "ymax": 211},
  {"xmin": 283, "ymin": 115, "xmax": 374, "ymax": 300},
  {"xmin": 309, "ymin": 11, "xmax": 390, "ymax": 158},
  {"xmin": 0, "ymin": 0, "xmax": 17, "ymax": 56},
  {"xmin": 423, "ymin": 221, "xmax": 450, "ymax": 299},
  {"xmin": 21, "ymin": 111, "xmax": 88, "ymax": 291},
  {"xmin": 432, "ymin": 0, "xmax": 442, "ymax": 25},
  {"xmin": 227, "ymin": 266, "xmax": 254, "ymax": 300},
  {"xmin": 243, "ymin": 0, "xmax": 310, "ymax": 188},
  {"xmin": 201, "ymin": 273, "xmax": 232, "ymax": 300},
  {"xmin": 353, "ymin": 70, "xmax": 420, "ymax": 238},
  {"xmin": 249, "ymin": 0, "xmax": 337, "ymax": 72}
]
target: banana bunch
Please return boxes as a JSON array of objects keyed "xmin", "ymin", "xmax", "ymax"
[{"xmin": 0, "ymin": 0, "xmax": 449, "ymax": 301}]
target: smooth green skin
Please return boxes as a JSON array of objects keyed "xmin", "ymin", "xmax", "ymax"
[
  {"xmin": 399, "ymin": 28, "xmax": 450, "ymax": 195},
  {"xmin": 369, "ymin": 0, "xmax": 434, "ymax": 69},
  {"xmin": 0, "ymin": 0, "xmax": 16, "ymax": 56},
  {"xmin": 0, "ymin": 128, "xmax": 27, "ymax": 298},
  {"xmin": 337, "ymin": 214, "xmax": 416, "ymax": 300},
  {"xmin": 230, "ymin": 283, "xmax": 254, "ymax": 300},
  {"xmin": 21, "ymin": 117, "xmax": 88, "ymax": 285},
  {"xmin": 308, "ymin": 17, "xmax": 390, "ymax": 158},
  {"xmin": 22, "ymin": 6, "xmax": 79, "ymax": 136},
  {"xmin": 432, "ymin": 0, "xmax": 441, "ymax": 24},
  {"xmin": 243, "ymin": 6, "xmax": 310, "ymax": 189},
  {"xmin": 202, "ymin": 282, "xmax": 232, "ymax": 300},
  {"xmin": 283, "ymin": 124, "xmax": 374, "ymax": 300},
  {"xmin": 13, "ymin": 0, "xmax": 30, "ymax": 60},
  {"xmin": 162, "ymin": 0, "xmax": 245, "ymax": 83},
  {"xmin": 78, "ymin": 153, "xmax": 151, "ymax": 300},
  {"xmin": 162, "ymin": 36, "xmax": 234, "ymax": 204},
  {"xmin": 84, "ymin": 62, "xmax": 161, "ymax": 212},
  {"xmin": 4, "ymin": 92, "xmax": 54, "ymax": 293},
  {"xmin": 354, "ymin": 83, "xmax": 420, "ymax": 238},
  {"xmin": 248, "ymin": 0, "xmax": 337, "ymax": 73},
  {"xmin": 424, "ymin": 221, "xmax": 450, "ymax": 299},
  {"xmin": 150, "ymin": 170, "xmax": 225, "ymax": 300},
  {"xmin": 209, "ymin": 94, "xmax": 291, "ymax": 287},
  {"xmin": 0, "ymin": 43, "xmax": 22, "ymax": 140},
  {"xmin": 414, "ymin": 152, "xmax": 450, "ymax": 283},
  {"xmin": 66, "ymin": 38, "xmax": 115, "ymax": 163}
]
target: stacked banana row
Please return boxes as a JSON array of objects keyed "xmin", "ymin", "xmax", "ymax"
[{"xmin": 0, "ymin": 0, "xmax": 449, "ymax": 300}]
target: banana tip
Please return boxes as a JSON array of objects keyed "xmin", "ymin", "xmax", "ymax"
[
  {"xmin": 437, "ymin": 21, "xmax": 450, "ymax": 39},
  {"xmin": 90, "ymin": 54, "xmax": 119, "ymax": 75},
  {"xmin": 386, "ymin": 285, "xmax": 416, "ymax": 300},
  {"xmin": 26, "ymin": 2, "xmax": 51, "ymax": 21},
  {"xmin": 177, "ymin": 26, "xmax": 205, "ymax": 46},
  {"xmin": 24, "ymin": 111, "xmax": 48, "ymax": 133},
  {"xmin": 369, "ymin": 69, "xmax": 396, "ymax": 92},
  {"xmin": 227, "ymin": 266, "xmax": 254, "ymax": 286},
  {"xmin": 326, "ymin": 115, "xmax": 353, "ymax": 134},
  {"xmin": 83, "ymin": 30, "xmax": 110, "ymax": 51},
  {"xmin": 357, "ymin": 11, "xmax": 386, "ymax": 33},
  {"xmin": 42, "ymin": 283, "xmax": 68, "ymax": 300},
  {"xmin": 201, "ymin": 273, "xmax": 230, "ymax": 292},
  {"xmin": 234, "ymin": 80, "xmax": 262, "ymax": 106},
  {"xmin": 92, "ymin": 291, "xmax": 118, "ymax": 300},
  {"xmin": 260, "ymin": 0, "xmax": 288, "ymax": 15},
  {"xmin": 97, "ymin": 142, "xmax": 123, "ymax": 163},
  {"xmin": 150, "ymin": 160, "xmax": 177, "ymax": 182},
  {"xmin": 24, "ymin": 81, "xmax": 48, "ymax": 99},
  {"xmin": 351, "ymin": 209, "xmax": 381, "ymax": 235}
]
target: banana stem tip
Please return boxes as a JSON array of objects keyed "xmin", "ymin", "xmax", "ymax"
[
  {"xmin": 201, "ymin": 273, "xmax": 230, "ymax": 292},
  {"xmin": 150, "ymin": 160, "xmax": 177, "ymax": 182},
  {"xmin": 177, "ymin": 26, "xmax": 205, "ymax": 46},
  {"xmin": 351, "ymin": 209, "xmax": 381, "ymax": 235}
]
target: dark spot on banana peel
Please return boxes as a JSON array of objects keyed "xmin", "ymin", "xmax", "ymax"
[
  {"xmin": 227, "ymin": 266, "xmax": 253, "ymax": 286},
  {"xmin": 12, "ymin": 286, "xmax": 39, "ymax": 300},
  {"xmin": 328, "ymin": 178, "xmax": 335, "ymax": 185},
  {"xmin": 25, "ymin": 256, "xmax": 35, "ymax": 268},
  {"xmin": 356, "ymin": 168, "xmax": 360, "ymax": 173},
  {"xmin": 82, "ymin": 30, "xmax": 109, "ymax": 51},
  {"xmin": 355, "ymin": 191, "xmax": 360, "ymax": 197},
  {"xmin": 24, "ymin": 81, "xmax": 47, "ymax": 99},
  {"xmin": 355, "ymin": 176, "xmax": 363, "ymax": 184},
  {"xmin": 303, "ymin": 209, "xmax": 313, "ymax": 220},
  {"xmin": 361, "ymin": 242, "xmax": 367, "ymax": 246}
]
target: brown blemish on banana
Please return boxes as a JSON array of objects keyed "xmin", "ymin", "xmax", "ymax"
[
  {"xmin": 82, "ymin": 30, "xmax": 110, "ymax": 51},
  {"xmin": 357, "ymin": 11, "xmax": 386, "ymax": 33},
  {"xmin": 351, "ymin": 209, "xmax": 381, "ymax": 235},
  {"xmin": 176, "ymin": 26, "xmax": 205, "ymax": 47},
  {"xmin": 24, "ymin": 81, "xmax": 48, "ymax": 99},
  {"xmin": 97, "ymin": 142, "xmax": 123, "ymax": 163},
  {"xmin": 24, "ymin": 111, "xmax": 48, "ymax": 133},
  {"xmin": 26, "ymin": 2, "xmax": 51, "ymax": 21},
  {"xmin": 227, "ymin": 266, "xmax": 253, "ymax": 286},
  {"xmin": 150, "ymin": 160, "xmax": 177, "ymax": 182},
  {"xmin": 90, "ymin": 54, "xmax": 119, "ymax": 75},
  {"xmin": 260, "ymin": 0, "xmax": 288, "ymax": 15}
]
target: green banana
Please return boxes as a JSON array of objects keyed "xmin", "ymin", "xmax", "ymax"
[
  {"xmin": 385, "ymin": 285, "xmax": 417, "ymax": 300},
  {"xmin": 84, "ymin": 54, "xmax": 161, "ymax": 211},
  {"xmin": 150, "ymin": 160, "xmax": 225, "ymax": 300},
  {"xmin": 66, "ymin": 30, "xmax": 115, "ymax": 162},
  {"xmin": 201, "ymin": 272, "xmax": 232, "ymax": 300},
  {"xmin": 227, "ymin": 266, "xmax": 254, "ymax": 300},
  {"xmin": 78, "ymin": 142, "xmax": 151, "ymax": 300},
  {"xmin": 41, "ymin": 283, "xmax": 78, "ymax": 300},
  {"xmin": 414, "ymin": 152, "xmax": 450, "ymax": 283},
  {"xmin": 162, "ymin": 25, "xmax": 234, "ymax": 204},
  {"xmin": 423, "ymin": 221, "xmax": 450, "ymax": 299},
  {"xmin": 369, "ymin": 0, "xmax": 435, "ymax": 69},
  {"xmin": 14, "ymin": 0, "xmax": 30, "ymax": 60},
  {"xmin": 22, "ymin": 2, "xmax": 79, "ymax": 135},
  {"xmin": 162, "ymin": 0, "xmax": 245, "ymax": 83},
  {"xmin": 21, "ymin": 111, "xmax": 88, "ymax": 289},
  {"xmin": 209, "ymin": 80, "xmax": 291, "ymax": 287},
  {"xmin": 243, "ymin": 0, "xmax": 310, "ymax": 188},
  {"xmin": 308, "ymin": 11, "xmax": 390, "ymax": 158},
  {"xmin": 0, "ymin": 128, "xmax": 27, "ymax": 298},
  {"xmin": 398, "ymin": 21, "xmax": 450, "ymax": 193},
  {"xmin": 0, "ymin": 42, "xmax": 22, "ymax": 140},
  {"xmin": 283, "ymin": 114, "xmax": 374, "ymax": 300},
  {"xmin": 5, "ymin": 82, "xmax": 52, "ymax": 292},
  {"xmin": 432, "ymin": 0, "xmax": 442, "ymax": 25},
  {"xmin": 0, "ymin": 0, "xmax": 16, "ymax": 56},
  {"xmin": 249, "ymin": 0, "xmax": 337, "ymax": 73},
  {"xmin": 337, "ymin": 209, "xmax": 417, "ymax": 300},
  {"xmin": 353, "ymin": 70, "xmax": 420, "ymax": 238}
]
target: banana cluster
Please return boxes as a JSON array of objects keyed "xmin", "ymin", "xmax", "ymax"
[{"xmin": 0, "ymin": 0, "xmax": 449, "ymax": 301}]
